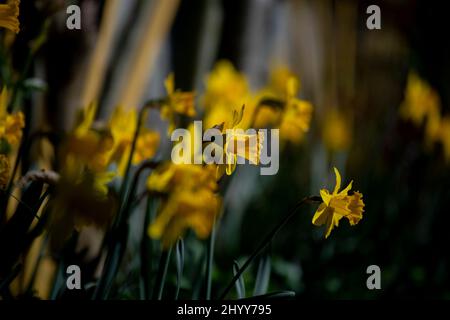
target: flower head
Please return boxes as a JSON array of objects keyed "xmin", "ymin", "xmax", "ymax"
[
  {"xmin": 0, "ymin": 87, "xmax": 25, "ymax": 148},
  {"xmin": 279, "ymin": 77, "xmax": 313, "ymax": 144},
  {"xmin": 0, "ymin": 0, "xmax": 20, "ymax": 33},
  {"xmin": 203, "ymin": 60, "xmax": 249, "ymax": 110},
  {"xmin": 210, "ymin": 106, "xmax": 264, "ymax": 178},
  {"xmin": 400, "ymin": 72, "xmax": 440, "ymax": 127},
  {"xmin": 109, "ymin": 105, "xmax": 160, "ymax": 175},
  {"xmin": 257, "ymin": 68, "xmax": 313, "ymax": 144},
  {"xmin": 147, "ymin": 163, "xmax": 220, "ymax": 248},
  {"xmin": 313, "ymin": 167, "xmax": 365, "ymax": 238},
  {"xmin": 161, "ymin": 73, "xmax": 196, "ymax": 133}
]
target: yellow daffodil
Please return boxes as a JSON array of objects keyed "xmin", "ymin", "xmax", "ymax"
[
  {"xmin": 0, "ymin": 87, "xmax": 25, "ymax": 147},
  {"xmin": 439, "ymin": 116, "xmax": 450, "ymax": 162},
  {"xmin": 49, "ymin": 157, "xmax": 116, "ymax": 250},
  {"xmin": 109, "ymin": 105, "xmax": 160, "ymax": 175},
  {"xmin": 313, "ymin": 167, "xmax": 365, "ymax": 238},
  {"xmin": 322, "ymin": 109, "xmax": 352, "ymax": 152},
  {"xmin": 268, "ymin": 65, "xmax": 298, "ymax": 97},
  {"xmin": 257, "ymin": 68, "xmax": 313, "ymax": 144},
  {"xmin": 224, "ymin": 107, "xmax": 263, "ymax": 175},
  {"xmin": 400, "ymin": 72, "xmax": 441, "ymax": 128},
  {"xmin": 147, "ymin": 163, "xmax": 220, "ymax": 248},
  {"xmin": 64, "ymin": 103, "xmax": 114, "ymax": 172},
  {"xmin": 279, "ymin": 77, "xmax": 313, "ymax": 144},
  {"xmin": 161, "ymin": 73, "xmax": 195, "ymax": 133},
  {"xmin": 0, "ymin": 0, "xmax": 20, "ymax": 33},
  {"xmin": 211, "ymin": 106, "xmax": 264, "ymax": 177},
  {"xmin": 203, "ymin": 60, "xmax": 249, "ymax": 110},
  {"xmin": 0, "ymin": 154, "xmax": 10, "ymax": 189}
]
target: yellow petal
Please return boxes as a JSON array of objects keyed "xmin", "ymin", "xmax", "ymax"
[
  {"xmin": 332, "ymin": 167, "xmax": 341, "ymax": 194},
  {"xmin": 320, "ymin": 189, "xmax": 332, "ymax": 206},
  {"xmin": 312, "ymin": 203, "xmax": 329, "ymax": 226},
  {"xmin": 164, "ymin": 73, "xmax": 175, "ymax": 95}
]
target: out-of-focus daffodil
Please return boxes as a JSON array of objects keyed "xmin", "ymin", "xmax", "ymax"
[
  {"xmin": 0, "ymin": 87, "xmax": 25, "ymax": 148},
  {"xmin": 257, "ymin": 68, "xmax": 313, "ymax": 144},
  {"xmin": 49, "ymin": 157, "xmax": 116, "ymax": 250},
  {"xmin": 0, "ymin": 0, "xmax": 20, "ymax": 33},
  {"xmin": 279, "ymin": 77, "xmax": 313, "ymax": 144},
  {"xmin": 65, "ymin": 103, "xmax": 114, "ymax": 172},
  {"xmin": 203, "ymin": 60, "xmax": 249, "ymax": 110},
  {"xmin": 109, "ymin": 105, "xmax": 160, "ymax": 176},
  {"xmin": 399, "ymin": 72, "xmax": 450, "ymax": 161},
  {"xmin": 0, "ymin": 154, "xmax": 9, "ymax": 189},
  {"xmin": 161, "ymin": 73, "xmax": 195, "ymax": 133},
  {"xmin": 147, "ymin": 163, "xmax": 220, "ymax": 248},
  {"xmin": 439, "ymin": 116, "xmax": 450, "ymax": 162},
  {"xmin": 400, "ymin": 72, "xmax": 441, "ymax": 129},
  {"xmin": 313, "ymin": 167, "xmax": 364, "ymax": 238},
  {"xmin": 322, "ymin": 109, "xmax": 352, "ymax": 152}
]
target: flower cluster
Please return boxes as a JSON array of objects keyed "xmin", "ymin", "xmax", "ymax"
[{"xmin": 400, "ymin": 72, "xmax": 450, "ymax": 161}]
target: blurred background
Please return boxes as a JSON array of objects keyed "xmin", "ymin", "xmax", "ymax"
[{"xmin": 7, "ymin": 0, "xmax": 450, "ymax": 299}]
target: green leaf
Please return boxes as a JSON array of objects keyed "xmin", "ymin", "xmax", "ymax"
[
  {"xmin": 233, "ymin": 260, "xmax": 246, "ymax": 299},
  {"xmin": 240, "ymin": 290, "xmax": 295, "ymax": 300},
  {"xmin": 253, "ymin": 251, "xmax": 271, "ymax": 296},
  {"xmin": 175, "ymin": 238, "xmax": 184, "ymax": 299}
]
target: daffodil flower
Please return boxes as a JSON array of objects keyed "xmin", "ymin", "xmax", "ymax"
[
  {"xmin": 161, "ymin": 73, "xmax": 195, "ymax": 133},
  {"xmin": 313, "ymin": 167, "xmax": 365, "ymax": 238},
  {"xmin": 278, "ymin": 77, "xmax": 313, "ymax": 144},
  {"xmin": 0, "ymin": 87, "xmax": 25, "ymax": 148},
  {"xmin": 215, "ymin": 106, "xmax": 264, "ymax": 177},
  {"xmin": 0, "ymin": 0, "xmax": 20, "ymax": 34},
  {"xmin": 202, "ymin": 60, "xmax": 249, "ymax": 109},
  {"xmin": 147, "ymin": 163, "xmax": 220, "ymax": 249}
]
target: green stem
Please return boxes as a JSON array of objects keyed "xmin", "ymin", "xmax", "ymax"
[
  {"xmin": 218, "ymin": 196, "xmax": 321, "ymax": 300},
  {"xmin": 117, "ymin": 100, "xmax": 162, "ymax": 206},
  {"xmin": 153, "ymin": 247, "xmax": 172, "ymax": 300},
  {"xmin": 205, "ymin": 215, "xmax": 217, "ymax": 300},
  {"xmin": 93, "ymin": 161, "xmax": 158, "ymax": 300}
]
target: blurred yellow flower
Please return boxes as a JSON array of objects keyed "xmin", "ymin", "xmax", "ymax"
[
  {"xmin": 49, "ymin": 157, "xmax": 116, "ymax": 250},
  {"xmin": 253, "ymin": 104, "xmax": 281, "ymax": 129},
  {"xmin": 322, "ymin": 109, "xmax": 352, "ymax": 151},
  {"xmin": 259, "ymin": 68, "xmax": 313, "ymax": 144},
  {"xmin": 313, "ymin": 167, "xmax": 364, "ymax": 238},
  {"xmin": 203, "ymin": 60, "xmax": 249, "ymax": 110},
  {"xmin": 0, "ymin": 154, "xmax": 10, "ymax": 189},
  {"xmin": 0, "ymin": 87, "xmax": 25, "ymax": 147},
  {"xmin": 147, "ymin": 163, "xmax": 220, "ymax": 248},
  {"xmin": 279, "ymin": 77, "xmax": 313, "ymax": 144},
  {"xmin": 268, "ymin": 65, "xmax": 298, "ymax": 97},
  {"xmin": 134, "ymin": 130, "xmax": 160, "ymax": 164},
  {"xmin": 439, "ymin": 116, "xmax": 450, "ymax": 162},
  {"xmin": 161, "ymin": 73, "xmax": 195, "ymax": 133},
  {"xmin": 109, "ymin": 105, "xmax": 159, "ymax": 175},
  {"xmin": 65, "ymin": 103, "xmax": 114, "ymax": 172},
  {"xmin": 0, "ymin": 0, "xmax": 20, "ymax": 33},
  {"xmin": 400, "ymin": 72, "xmax": 441, "ymax": 128}
]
